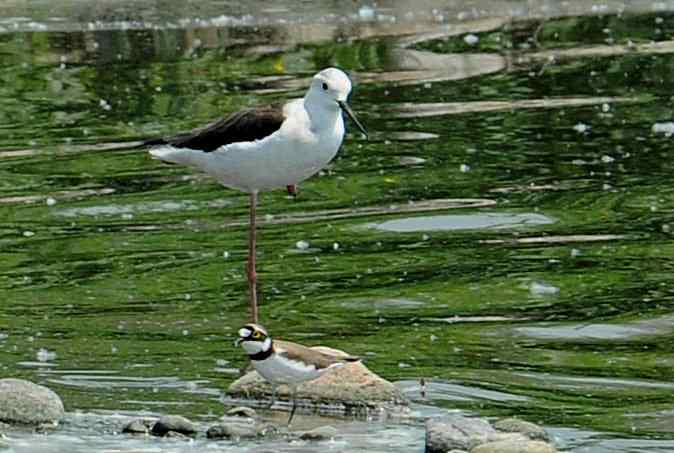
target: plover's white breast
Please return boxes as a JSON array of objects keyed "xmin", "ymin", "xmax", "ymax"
[{"xmin": 252, "ymin": 354, "xmax": 329, "ymax": 385}]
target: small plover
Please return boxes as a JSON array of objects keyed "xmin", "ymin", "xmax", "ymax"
[{"xmin": 236, "ymin": 323, "xmax": 359, "ymax": 424}]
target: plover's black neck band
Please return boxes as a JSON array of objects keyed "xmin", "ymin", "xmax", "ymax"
[{"xmin": 248, "ymin": 346, "xmax": 273, "ymax": 361}]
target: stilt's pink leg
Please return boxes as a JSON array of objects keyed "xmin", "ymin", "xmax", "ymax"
[{"xmin": 247, "ymin": 191, "xmax": 258, "ymax": 323}]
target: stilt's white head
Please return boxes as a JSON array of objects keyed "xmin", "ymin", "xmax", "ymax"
[
  {"xmin": 306, "ymin": 67, "xmax": 368, "ymax": 137},
  {"xmin": 309, "ymin": 67, "xmax": 353, "ymax": 103},
  {"xmin": 236, "ymin": 323, "xmax": 272, "ymax": 355}
]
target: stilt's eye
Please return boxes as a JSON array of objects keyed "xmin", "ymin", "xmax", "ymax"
[{"xmin": 322, "ymin": 82, "xmax": 329, "ymax": 91}]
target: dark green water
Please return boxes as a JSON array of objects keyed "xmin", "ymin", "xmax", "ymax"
[{"xmin": 2, "ymin": 6, "xmax": 674, "ymax": 452}]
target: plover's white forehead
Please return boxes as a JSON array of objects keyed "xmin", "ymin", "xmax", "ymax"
[{"xmin": 238, "ymin": 327, "xmax": 251, "ymax": 337}]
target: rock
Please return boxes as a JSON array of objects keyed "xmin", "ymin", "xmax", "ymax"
[
  {"xmin": 425, "ymin": 414, "xmax": 496, "ymax": 452},
  {"xmin": 150, "ymin": 415, "xmax": 198, "ymax": 437},
  {"xmin": 122, "ymin": 418, "xmax": 153, "ymax": 435},
  {"xmin": 471, "ymin": 438, "xmax": 557, "ymax": 453},
  {"xmin": 494, "ymin": 418, "xmax": 550, "ymax": 442},
  {"xmin": 228, "ymin": 347, "xmax": 407, "ymax": 412},
  {"xmin": 164, "ymin": 431, "xmax": 191, "ymax": 440},
  {"xmin": 206, "ymin": 422, "xmax": 259, "ymax": 440},
  {"xmin": 226, "ymin": 406, "xmax": 257, "ymax": 418},
  {"xmin": 0, "ymin": 379, "xmax": 64, "ymax": 425},
  {"xmin": 299, "ymin": 425, "xmax": 338, "ymax": 441}
]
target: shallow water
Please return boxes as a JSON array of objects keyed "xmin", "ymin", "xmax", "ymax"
[{"xmin": 2, "ymin": 1, "xmax": 674, "ymax": 451}]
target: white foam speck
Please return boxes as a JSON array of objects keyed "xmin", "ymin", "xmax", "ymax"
[
  {"xmin": 23, "ymin": 231, "xmax": 35, "ymax": 237},
  {"xmin": 332, "ymin": 242, "xmax": 340, "ymax": 251},
  {"xmin": 529, "ymin": 281, "xmax": 559, "ymax": 296},
  {"xmin": 573, "ymin": 122, "xmax": 590, "ymax": 133},
  {"xmin": 652, "ymin": 122, "xmax": 674, "ymax": 137},
  {"xmin": 358, "ymin": 5, "xmax": 375, "ymax": 21},
  {"xmin": 460, "ymin": 163, "xmax": 471, "ymax": 173},
  {"xmin": 295, "ymin": 240, "xmax": 310, "ymax": 250},
  {"xmin": 464, "ymin": 34, "xmax": 479, "ymax": 45},
  {"xmin": 601, "ymin": 155, "xmax": 615, "ymax": 163},
  {"xmin": 36, "ymin": 348, "xmax": 56, "ymax": 362}
]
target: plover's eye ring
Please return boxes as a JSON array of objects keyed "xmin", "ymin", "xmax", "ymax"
[
  {"xmin": 253, "ymin": 331, "xmax": 262, "ymax": 339},
  {"xmin": 322, "ymin": 82, "xmax": 329, "ymax": 91}
]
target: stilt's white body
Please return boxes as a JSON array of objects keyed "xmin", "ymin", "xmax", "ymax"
[{"xmin": 149, "ymin": 98, "xmax": 345, "ymax": 193}]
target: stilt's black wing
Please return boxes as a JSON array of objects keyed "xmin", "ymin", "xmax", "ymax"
[{"xmin": 143, "ymin": 104, "xmax": 286, "ymax": 152}]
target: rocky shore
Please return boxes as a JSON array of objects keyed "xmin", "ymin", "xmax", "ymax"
[{"xmin": 0, "ymin": 378, "xmax": 561, "ymax": 453}]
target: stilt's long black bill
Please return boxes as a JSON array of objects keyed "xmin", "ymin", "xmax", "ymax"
[{"xmin": 337, "ymin": 100, "xmax": 368, "ymax": 139}]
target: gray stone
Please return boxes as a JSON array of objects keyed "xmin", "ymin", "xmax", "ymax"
[
  {"xmin": 226, "ymin": 406, "xmax": 257, "ymax": 418},
  {"xmin": 122, "ymin": 418, "xmax": 152, "ymax": 435},
  {"xmin": 471, "ymin": 438, "xmax": 557, "ymax": 453},
  {"xmin": 0, "ymin": 379, "xmax": 64, "ymax": 425},
  {"xmin": 206, "ymin": 422, "xmax": 259, "ymax": 440},
  {"xmin": 151, "ymin": 415, "xmax": 198, "ymax": 437},
  {"xmin": 425, "ymin": 414, "xmax": 496, "ymax": 452},
  {"xmin": 228, "ymin": 347, "xmax": 407, "ymax": 411},
  {"xmin": 163, "ymin": 431, "xmax": 191, "ymax": 440},
  {"xmin": 494, "ymin": 418, "xmax": 550, "ymax": 442},
  {"xmin": 299, "ymin": 425, "xmax": 338, "ymax": 441}
]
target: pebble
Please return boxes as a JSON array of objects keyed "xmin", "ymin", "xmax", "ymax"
[
  {"xmin": 122, "ymin": 418, "xmax": 152, "ymax": 435},
  {"xmin": 150, "ymin": 415, "xmax": 198, "ymax": 437},
  {"xmin": 299, "ymin": 425, "xmax": 338, "ymax": 441},
  {"xmin": 425, "ymin": 414, "xmax": 495, "ymax": 452},
  {"xmin": 206, "ymin": 422, "xmax": 259, "ymax": 439},
  {"xmin": 494, "ymin": 418, "xmax": 550, "ymax": 441},
  {"xmin": 163, "ymin": 431, "xmax": 191, "ymax": 440}
]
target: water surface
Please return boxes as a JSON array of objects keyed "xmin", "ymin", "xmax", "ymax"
[{"xmin": 2, "ymin": 1, "xmax": 674, "ymax": 451}]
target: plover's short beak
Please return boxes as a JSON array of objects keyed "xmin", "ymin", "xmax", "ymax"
[{"xmin": 337, "ymin": 100, "xmax": 368, "ymax": 139}]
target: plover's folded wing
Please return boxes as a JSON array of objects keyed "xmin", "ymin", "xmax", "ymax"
[
  {"xmin": 143, "ymin": 104, "xmax": 286, "ymax": 151},
  {"xmin": 275, "ymin": 340, "xmax": 360, "ymax": 370}
]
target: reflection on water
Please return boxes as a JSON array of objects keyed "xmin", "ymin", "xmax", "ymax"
[
  {"xmin": 371, "ymin": 212, "xmax": 554, "ymax": 232},
  {"xmin": 2, "ymin": 2, "xmax": 674, "ymax": 452}
]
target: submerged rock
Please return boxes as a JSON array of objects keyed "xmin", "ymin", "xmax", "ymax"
[
  {"xmin": 206, "ymin": 422, "xmax": 260, "ymax": 440},
  {"xmin": 494, "ymin": 418, "xmax": 550, "ymax": 442},
  {"xmin": 226, "ymin": 406, "xmax": 257, "ymax": 418},
  {"xmin": 228, "ymin": 347, "xmax": 407, "ymax": 413},
  {"xmin": 298, "ymin": 425, "xmax": 338, "ymax": 441},
  {"xmin": 0, "ymin": 379, "xmax": 64, "ymax": 425},
  {"xmin": 150, "ymin": 415, "xmax": 198, "ymax": 437},
  {"xmin": 471, "ymin": 438, "xmax": 557, "ymax": 453},
  {"xmin": 122, "ymin": 418, "xmax": 153, "ymax": 435},
  {"xmin": 164, "ymin": 430, "xmax": 192, "ymax": 440},
  {"xmin": 425, "ymin": 414, "xmax": 496, "ymax": 452}
]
